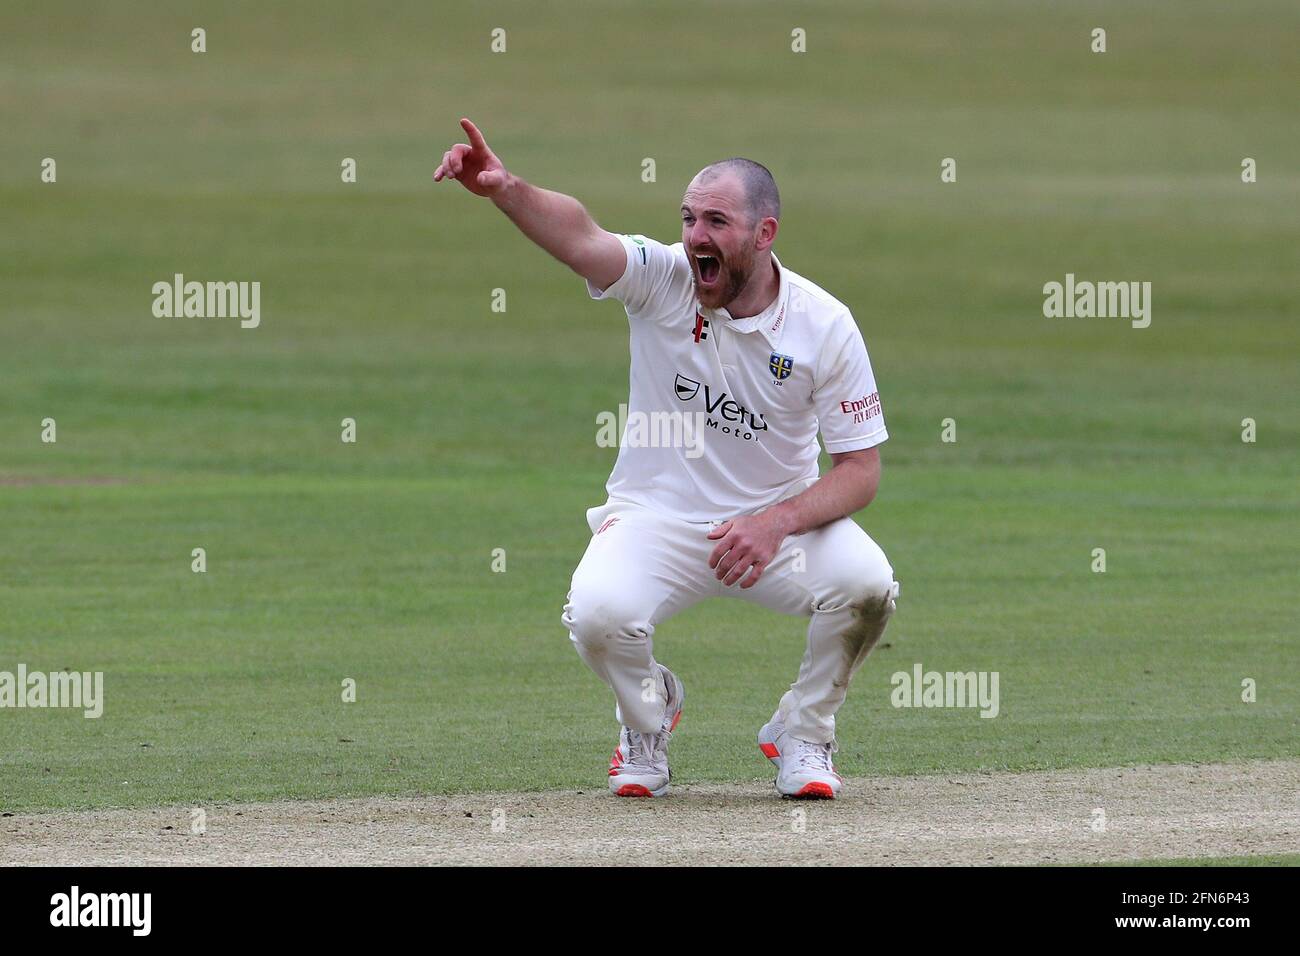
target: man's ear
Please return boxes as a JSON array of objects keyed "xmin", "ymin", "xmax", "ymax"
[{"xmin": 757, "ymin": 217, "xmax": 779, "ymax": 251}]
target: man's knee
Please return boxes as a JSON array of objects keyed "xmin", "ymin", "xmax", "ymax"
[
  {"xmin": 819, "ymin": 544, "xmax": 897, "ymax": 616},
  {"xmin": 562, "ymin": 587, "xmax": 652, "ymax": 648}
]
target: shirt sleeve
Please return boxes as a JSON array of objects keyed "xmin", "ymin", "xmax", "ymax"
[
  {"xmin": 585, "ymin": 234, "xmax": 692, "ymax": 321},
  {"xmin": 813, "ymin": 312, "xmax": 889, "ymax": 453}
]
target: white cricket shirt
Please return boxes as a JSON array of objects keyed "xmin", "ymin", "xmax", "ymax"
[{"xmin": 586, "ymin": 233, "xmax": 887, "ymax": 522}]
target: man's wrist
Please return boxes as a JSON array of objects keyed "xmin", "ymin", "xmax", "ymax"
[
  {"xmin": 765, "ymin": 500, "xmax": 802, "ymax": 538},
  {"xmin": 490, "ymin": 171, "xmax": 520, "ymax": 210}
]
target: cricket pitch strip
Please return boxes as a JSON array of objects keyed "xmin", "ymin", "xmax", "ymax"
[{"xmin": 4, "ymin": 759, "xmax": 1296, "ymax": 866}]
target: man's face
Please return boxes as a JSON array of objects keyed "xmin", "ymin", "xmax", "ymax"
[{"xmin": 681, "ymin": 172, "xmax": 761, "ymax": 310}]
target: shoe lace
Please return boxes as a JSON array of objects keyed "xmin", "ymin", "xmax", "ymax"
[
  {"xmin": 622, "ymin": 724, "xmax": 672, "ymax": 771},
  {"xmin": 792, "ymin": 738, "xmax": 836, "ymax": 773}
]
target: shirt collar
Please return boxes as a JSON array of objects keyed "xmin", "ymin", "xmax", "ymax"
[{"xmin": 702, "ymin": 252, "xmax": 789, "ymax": 349}]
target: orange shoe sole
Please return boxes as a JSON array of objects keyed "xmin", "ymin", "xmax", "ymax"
[
  {"xmin": 614, "ymin": 783, "xmax": 656, "ymax": 798},
  {"xmin": 790, "ymin": 781, "xmax": 836, "ymax": 799}
]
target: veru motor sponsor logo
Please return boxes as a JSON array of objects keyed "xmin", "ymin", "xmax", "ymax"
[{"xmin": 673, "ymin": 373, "xmax": 769, "ymax": 442}]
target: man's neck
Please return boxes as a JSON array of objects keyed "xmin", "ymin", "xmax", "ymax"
[{"xmin": 723, "ymin": 254, "xmax": 780, "ymax": 319}]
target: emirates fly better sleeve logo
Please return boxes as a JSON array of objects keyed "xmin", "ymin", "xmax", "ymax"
[{"xmin": 840, "ymin": 390, "xmax": 881, "ymax": 425}]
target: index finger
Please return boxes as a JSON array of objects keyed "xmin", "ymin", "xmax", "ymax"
[{"xmin": 460, "ymin": 117, "xmax": 489, "ymax": 152}]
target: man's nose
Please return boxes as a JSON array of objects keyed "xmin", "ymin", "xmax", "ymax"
[{"xmin": 687, "ymin": 222, "xmax": 712, "ymax": 249}]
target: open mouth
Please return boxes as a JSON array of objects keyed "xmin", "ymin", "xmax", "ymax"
[{"xmin": 694, "ymin": 253, "xmax": 721, "ymax": 285}]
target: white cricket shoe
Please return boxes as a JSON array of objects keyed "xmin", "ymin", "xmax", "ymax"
[
  {"xmin": 757, "ymin": 712, "xmax": 843, "ymax": 799},
  {"xmin": 607, "ymin": 665, "xmax": 685, "ymax": 798}
]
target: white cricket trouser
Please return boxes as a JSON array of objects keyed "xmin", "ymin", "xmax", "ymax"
[{"xmin": 561, "ymin": 498, "xmax": 898, "ymax": 744}]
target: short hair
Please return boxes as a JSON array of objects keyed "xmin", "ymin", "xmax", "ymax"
[{"xmin": 696, "ymin": 158, "xmax": 781, "ymax": 225}]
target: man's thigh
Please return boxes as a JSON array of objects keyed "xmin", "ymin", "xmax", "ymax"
[
  {"xmin": 732, "ymin": 516, "xmax": 895, "ymax": 616},
  {"xmin": 564, "ymin": 501, "xmax": 716, "ymax": 631}
]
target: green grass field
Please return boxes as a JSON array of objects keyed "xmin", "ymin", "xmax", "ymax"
[{"xmin": 1, "ymin": 0, "xmax": 1296, "ymax": 814}]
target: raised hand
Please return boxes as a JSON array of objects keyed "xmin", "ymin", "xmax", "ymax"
[{"xmin": 434, "ymin": 117, "xmax": 508, "ymax": 197}]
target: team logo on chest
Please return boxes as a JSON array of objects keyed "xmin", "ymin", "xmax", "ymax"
[{"xmin": 769, "ymin": 351, "xmax": 795, "ymax": 381}]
